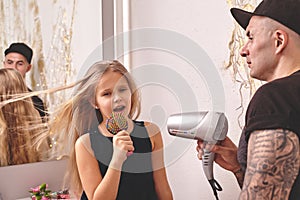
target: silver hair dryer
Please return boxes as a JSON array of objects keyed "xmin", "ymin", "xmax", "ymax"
[{"xmin": 167, "ymin": 111, "xmax": 228, "ymax": 200}]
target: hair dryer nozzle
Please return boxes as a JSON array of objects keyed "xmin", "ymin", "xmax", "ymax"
[{"xmin": 167, "ymin": 111, "xmax": 228, "ymax": 142}]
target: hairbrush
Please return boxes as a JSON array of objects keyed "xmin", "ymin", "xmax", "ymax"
[
  {"xmin": 106, "ymin": 112, "xmax": 128, "ymax": 134},
  {"xmin": 106, "ymin": 112, "xmax": 133, "ymax": 156}
]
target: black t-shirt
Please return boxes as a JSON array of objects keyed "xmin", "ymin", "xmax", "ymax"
[
  {"xmin": 28, "ymin": 88, "xmax": 47, "ymax": 119},
  {"xmin": 238, "ymin": 70, "xmax": 300, "ymax": 199}
]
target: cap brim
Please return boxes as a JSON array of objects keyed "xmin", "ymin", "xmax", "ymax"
[{"xmin": 230, "ymin": 8, "xmax": 254, "ymax": 30}]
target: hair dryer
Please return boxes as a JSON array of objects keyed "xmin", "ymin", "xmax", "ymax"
[{"xmin": 167, "ymin": 111, "xmax": 228, "ymax": 200}]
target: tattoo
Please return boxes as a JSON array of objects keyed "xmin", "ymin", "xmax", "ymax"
[{"xmin": 239, "ymin": 129, "xmax": 300, "ymax": 200}]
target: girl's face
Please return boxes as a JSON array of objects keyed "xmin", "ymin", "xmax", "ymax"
[{"xmin": 95, "ymin": 69, "xmax": 132, "ymax": 123}]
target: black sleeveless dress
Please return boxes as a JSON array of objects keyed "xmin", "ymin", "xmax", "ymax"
[{"xmin": 81, "ymin": 121, "xmax": 158, "ymax": 200}]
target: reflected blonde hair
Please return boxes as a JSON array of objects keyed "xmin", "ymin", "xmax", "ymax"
[{"xmin": 0, "ymin": 68, "xmax": 43, "ymax": 166}]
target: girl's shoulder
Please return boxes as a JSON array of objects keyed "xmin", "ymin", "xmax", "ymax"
[
  {"xmin": 75, "ymin": 133, "xmax": 95, "ymax": 156},
  {"xmin": 77, "ymin": 132, "xmax": 91, "ymax": 141},
  {"xmin": 134, "ymin": 120, "xmax": 159, "ymax": 129},
  {"xmin": 138, "ymin": 121, "xmax": 161, "ymax": 137},
  {"xmin": 75, "ymin": 133, "xmax": 91, "ymax": 149}
]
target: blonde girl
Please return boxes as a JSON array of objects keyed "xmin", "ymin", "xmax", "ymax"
[{"xmin": 48, "ymin": 60, "xmax": 173, "ymax": 199}]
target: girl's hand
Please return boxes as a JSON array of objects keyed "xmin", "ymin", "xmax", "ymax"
[{"xmin": 110, "ymin": 130, "xmax": 134, "ymax": 170}]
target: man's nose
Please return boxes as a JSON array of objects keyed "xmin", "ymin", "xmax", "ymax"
[{"xmin": 240, "ymin": 44, "xmax": 249, "ymax": 57}]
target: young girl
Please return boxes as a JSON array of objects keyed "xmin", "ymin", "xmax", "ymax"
[
  {"xmin": 0, "ymin": 68, "xmax": 46, "ymax": 166},
  {"xmin": 49, "ymin": 60, "xmax": 173, "ymax": 199}
]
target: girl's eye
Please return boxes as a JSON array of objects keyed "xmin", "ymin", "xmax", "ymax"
[
  {"xmin": 102, "ymin": 92, "xmax": 111, "ymax": 96},
  {"xmin": 119, "ymin": 88, "xmax": 128, "ymax": 92}
]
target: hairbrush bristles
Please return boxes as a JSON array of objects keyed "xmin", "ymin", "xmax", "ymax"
[{"xmin": 106, "ymin": 112, "xmax": 128, "ymax": 135}]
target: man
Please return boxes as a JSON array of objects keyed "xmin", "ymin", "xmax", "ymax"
[
  {"xmin": 3, "ymin": 42, "xmax": 47, "ymax": 119},
  {"xmin": 197, "ymin": 0, "xmax": 300, "ymax": 199}
]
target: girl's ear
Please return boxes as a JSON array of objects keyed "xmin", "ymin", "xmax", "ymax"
[
  {"xmin": 89, "ymin": 99, "xmax": 103, "ymax": 123},
  {"xmin": 274, "ymin": 29, "xmax": 288, "ymax": 54},
  {"xmin": 95, "ymin": 108, "xmax": 103, "ymax": 123},
  {"xmin": 89, "ymin": 99, "xmax": 98, "ymax": 109}
]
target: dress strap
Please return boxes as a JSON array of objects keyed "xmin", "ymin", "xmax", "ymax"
[{"xmin": 133, "ymin": 120, "xmax": 145, "ymax": 127}]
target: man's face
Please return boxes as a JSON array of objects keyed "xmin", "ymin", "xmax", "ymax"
[
  {"xmin": 240, "ymin": 16, "xmax": 277, "ymax": 82},
  {"xmin": 3, "ymin": 52, "xmax": 31, "ymax": 78}
]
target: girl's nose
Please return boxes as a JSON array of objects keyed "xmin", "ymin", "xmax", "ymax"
[{"xmin": 113, "ymin": 93, "xmax": 122, "ymax": 103}]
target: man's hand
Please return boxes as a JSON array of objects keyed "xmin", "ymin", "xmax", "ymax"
[{"xmin": 196, "ymin": 136, "xmax": 240, "ymax": 173}]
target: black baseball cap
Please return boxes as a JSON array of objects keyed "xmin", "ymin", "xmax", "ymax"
[
  {"xmin": 4, "ymin": 43, "xmax": 33, "ymax": 64},
  {"xmin": 230, "ymin": 0, "xmax": 300, "ymax": 35}
]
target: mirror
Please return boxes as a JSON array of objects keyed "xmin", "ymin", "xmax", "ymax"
[{"xmin": 0, "ymin": 0, "xmax": 103, "ymax": 166}]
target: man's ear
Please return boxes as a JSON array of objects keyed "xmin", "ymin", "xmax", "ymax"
[
  {"xmin": 26, "ymin": 64, "xmax": 32, "ymax": 73},
  {"xmin": 274, "ymin": 30, "xmax": 288, "ymax": 54}
]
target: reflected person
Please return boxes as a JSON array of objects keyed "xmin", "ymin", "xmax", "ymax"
[
  {"xmin": 0, "ymin": 68, "xmax": 47, "ymax": 166},
  {"xmin": 3, "ymin": 42, "xmax": 47, "ymax": 119}
]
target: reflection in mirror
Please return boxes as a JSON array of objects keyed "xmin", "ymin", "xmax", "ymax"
[
  {"xmin": 0, "ymin": 0, "xmax": 103, "ymax": 166},
  {"xmin": 0, "ymin": 68, "xmax": 78, "ymax": 167},
  {"xmin": 0, "ymin": 68, "xmax": 49, "ymax": 167}
]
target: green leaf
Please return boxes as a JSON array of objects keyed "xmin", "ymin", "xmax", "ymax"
[{"xmin": 39, "ymin": 183, "xmax": 47, "ymax": 191}]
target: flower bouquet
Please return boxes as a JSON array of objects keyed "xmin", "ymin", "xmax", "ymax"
[
  {"xmin": 29, "ymin": 183, "xmax": 70, "ymax": 199},
  {"xmin": 29, "ymin": 183, "xmax": 51, "ymax": 200}
]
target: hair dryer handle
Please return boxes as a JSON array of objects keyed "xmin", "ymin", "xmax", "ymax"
[
  {"xmin": 202, "ymin": 148, "xmax": 223, "ymax": 199},
  {"xmin": 202, "ymin": 148, "xmax": 215, "ymax": 180}
]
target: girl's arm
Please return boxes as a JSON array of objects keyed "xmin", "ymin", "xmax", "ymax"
[
  {"xmin": 75, "ymin": 131, "xmax": 133, "ymax": 200},
  {"xmin": 145, "ymin": 122, "xmax": 173, "ymax": 200}
]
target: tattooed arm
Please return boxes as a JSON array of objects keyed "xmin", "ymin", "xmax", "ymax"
[{"xmin": 239, "ymin": 129, "xmax": 300, "ymax": 200}]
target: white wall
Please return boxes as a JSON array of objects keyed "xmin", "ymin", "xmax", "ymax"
[
  {"xmin": 127, "ymin": 1, "xmax": 244, "ymax": 199},
  {"xmin": 36, "ymin": 0, "xmax": 102, "ymax": 83},
  {"xmin": 31, "ymin": 0, "xmax": 102, "ymax": 109}
]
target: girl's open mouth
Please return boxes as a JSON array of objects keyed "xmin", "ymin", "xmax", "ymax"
[{"xmin": 113, "ymin": 105, "xmax": 125, "ymax": 112}]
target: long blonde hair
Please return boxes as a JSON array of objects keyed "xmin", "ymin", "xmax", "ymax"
[
  {"xmin": 0, "ymin": 68, "xmax": 44, "ymax": 166},
  {"xmin": 48, "ymin": 60, "xmax": 141, "ymax": 195}
]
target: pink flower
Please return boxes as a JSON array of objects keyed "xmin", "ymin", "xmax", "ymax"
[
  {"xmin": 58, "ymin": 194, "xmax": 70, "ymax": 199},
  {"xmin": 30, "ymin": 186, "xmax": 40, "ymax": 193}
]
